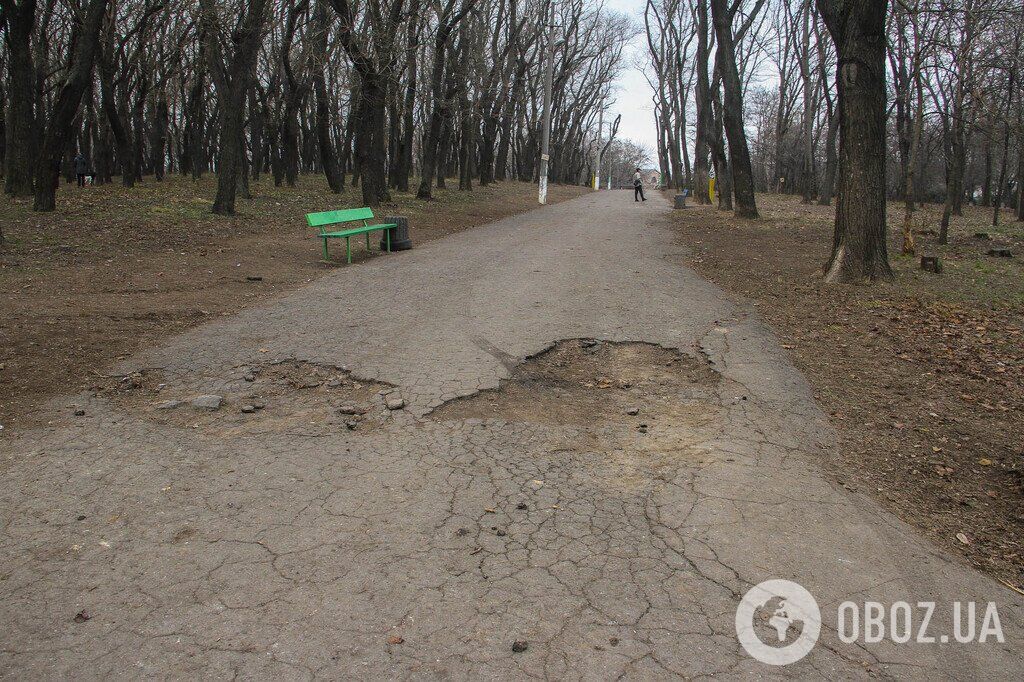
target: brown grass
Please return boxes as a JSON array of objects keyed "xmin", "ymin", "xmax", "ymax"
[
  {"xmin": 0, "ymin": 174, "xmax": 588, "ymax": 429},
  {"xmin": 668, "ymin": 192, "xmax": 1023, "ymax": 590}
]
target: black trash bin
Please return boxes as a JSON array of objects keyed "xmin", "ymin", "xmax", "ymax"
[{"xmin": 380, "ymin": 216, "xmax": 413, "ymax": 251}]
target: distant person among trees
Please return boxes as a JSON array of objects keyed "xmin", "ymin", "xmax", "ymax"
[
  {"xmin": 74, "ymin": 153, "xmax": 89, "ymax": 187},
  {"xmin": 633, "ymin": 167, "xmax": 646, "ymax": 202}
]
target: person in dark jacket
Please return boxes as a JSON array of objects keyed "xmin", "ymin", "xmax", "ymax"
[
  {"xmin": 633, "ymin": 167, "xmax": 646, "ymax": 202},
  {"xmin": 74, "ymin": 153, "xmax": 89, "ymax": 187}
]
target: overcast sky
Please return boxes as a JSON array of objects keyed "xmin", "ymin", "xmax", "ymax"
[{"xmin": 604, "ymin": 0, "xmax": 659, "ymax": 153}]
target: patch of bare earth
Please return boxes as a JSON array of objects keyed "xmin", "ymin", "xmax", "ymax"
[
  {"xmin": 431, "ymin": 339, "xmax": 723, "ymax": 490},
  {"xmin": 98, "ymin": 359, "xmax": 394, "ymax": 437},
  {"xmin": 0, "ymin": 176, "xmax": 588, "ymax": 430},
  {"xmin": 667, "ymin": 193, "xmax": 1023, "ymax": 591}
]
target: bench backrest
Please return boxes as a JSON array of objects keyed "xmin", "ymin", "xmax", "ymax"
[{"xmin": 306, "ymin": 207, "xmax": 375, "ymax": 229}]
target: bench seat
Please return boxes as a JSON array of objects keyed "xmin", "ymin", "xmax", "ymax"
[{"xmin": 306, "ymin": 207, "xmax": 397, "ymax": 263}]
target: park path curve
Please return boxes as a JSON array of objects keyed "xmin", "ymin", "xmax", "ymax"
[{"xmin": 1, "ymin": 189, "xmax": 1021, "ymax": 680}]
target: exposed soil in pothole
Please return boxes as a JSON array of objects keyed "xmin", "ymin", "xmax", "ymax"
[
  {"xmin": 97, "ymin": 359, "xmax": 397, "ymax": 436},
  {"xmin": 431, "ymin": 340, "xmax": 724, "ymax": 479}
]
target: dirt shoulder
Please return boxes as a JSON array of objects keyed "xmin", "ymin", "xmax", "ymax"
[
  {"xmin": 0, "ymin": 176, "xmax": 587, "ymax": 430},
  {"xmin": 667, "ymin": 192, "xmax": 1023, "ymax": 591}
]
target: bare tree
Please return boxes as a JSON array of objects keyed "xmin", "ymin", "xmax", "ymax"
[
  {"xmin": 817, "ymin": 0, "xmax": 893, "ymax": 282},
  {"xmin": 198, "ymin": 0, "xmax": 270, "ymax": 213}
]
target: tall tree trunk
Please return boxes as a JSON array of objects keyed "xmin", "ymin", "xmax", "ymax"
[
  {"xmin": 2, "ymin": 0, "xmax": 40, "ymax": 197},
  {"xmin": 200, "ymin": 0, "xmax": 269, "ymax": 215},
  {"xmin": 314, "ymin": 75, "xmax": 343, "ymax": 192},
  {"xmin": 99, "ymin": 51, "xmax": 135, "ymax": 188},
  {"xmin": 817, "ymin": 0, "xmax": 893, "ymax": 282},
  {"xmin": 710, "ymin": 0, "xmax": 758, "ymax": 218},
  {"xmin": 710, "ymin": 84, "xmax": 732, "ymax": 211},
  {"xmin": 418, "ymin": 32, "xmax": 451, "ymax": 200},
  {"xmin": 900, "ymin": 69, "xmax": 924, "ymax": 255},
  {"xmin": 395, "ymin": 2, "xmax": 420, "ymax": 193},
  {"xmin": 185, "ymin": 64, "xmax": 206, "ymax": 179},
  {"xmin": 132, "ymin": 74, "xmax": 148, "ymax": 182},
  {"xmin": 693, "ymin": 0, "xmax": 712, "ymax": 204},
  {"xmin": 991, "ymin": 50, "xmax": 1016, "ymax": 227},
  {"xmin": 32, "ymin": 0, "xmax": 110, "ymax": 211},
  {"xmin": 151, "ymin": 92, "xmax": 169, "ymax": 180},
  {"xmin": 415, "ymin": 1, "xmax": 477, "ymax": 199},
  {"xmin": 980, "ymin": 135, "xmax": 993, "ymax": 206},
  {"xmin": 354, "ymin": 78, "xmax": 389, "ymax": 206},
  {"xmin": 1016, "ymin": 124, "xmax": 1024, "ymax": 222},
  {"xmin": 799, "ymin": 0, "xmax": 815, "ymax": 204},
  {"xmin": 939, "ymin": 126, "xmax": 964, "ymax": 244}
]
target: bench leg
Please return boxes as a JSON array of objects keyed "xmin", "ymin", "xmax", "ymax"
[
  {"xmin": 322, "ymin": 237, "xmax": 330, "ymax": 260},
  {"xmin": 346, "ymin": 237, "xmax": 352, "ymax": 264}
]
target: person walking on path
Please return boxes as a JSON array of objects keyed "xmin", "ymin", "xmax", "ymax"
[
  {"xmin": 74, "ymin": 153, "xmax": 89, "ymax": 187},
  {"xmin": 633, "ymin": 167, "xmax": 646, "ymax": 202}
]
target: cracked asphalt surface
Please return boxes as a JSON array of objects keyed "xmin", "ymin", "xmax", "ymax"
[{"xmin": 2, "ymin": 190, "xmax": 1021, "ymax": 679}]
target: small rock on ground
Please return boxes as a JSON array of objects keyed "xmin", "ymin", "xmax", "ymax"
[{"xmin": 192, "ymin": 395, "xmax": 224, "ymax": 410}]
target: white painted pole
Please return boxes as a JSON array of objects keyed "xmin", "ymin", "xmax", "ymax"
[
  {"xmin": 594, "ymin": 104, "xmax": 603, "ymax": 190},
  {"xmin": 538, "ymin": 10, "xmax": 555, "ymax": 205}
]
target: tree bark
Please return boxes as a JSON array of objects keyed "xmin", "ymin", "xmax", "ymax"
[
  {"xmin": 710, "ymin": 0, "xmax": 758, "ymax": 218},
  {"xmin": 395, "ymin": 1, "xmax": 420, "ymax": 192},
  {"xmin": 817, "ymin": 0, "xmax": 893, "ymax": 282},
  {"xmin": 2, "ymin": 0, "xmax": 40, "ymax": 197},
  {"xmin": 416, "ymin": 0, "xmax": 477, "ymax": 200},
  {"xmin": 32, "ymin": 0, "xmax": 110, "ymax": 211},
  {"xmin": 151, "ymin": 92, "xmax": 169, "ymax": 180},
  {"xmin": 693, "ymin": 0, "xmax": 712, "ymax": 204},
  {"xmin": 818, "ymin": 108, "xmax": 838, "ymax": 205},
  {"xmin": 200, "ymin": 0, "xmax": 269, "ymax": 215}
]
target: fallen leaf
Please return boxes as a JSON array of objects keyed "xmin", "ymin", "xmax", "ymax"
[
  {"xmin": 978, "ymin": 458, "xmax": 992, "ymax": 466},
  {"xmin": 956, "ymin": 532, "xmax": 970, "ymax": 545},
  {"xmin": 387, "ymin": 635, "xmax": 404, "ymax": 645}
]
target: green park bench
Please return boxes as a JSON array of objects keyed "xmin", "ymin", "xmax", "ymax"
[{"xmin": 306, "ymin": 207, "xmax": 397, "ymax": 264}]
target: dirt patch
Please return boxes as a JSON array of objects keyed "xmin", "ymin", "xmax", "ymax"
[
  {"xmin": 98, "ymin": 359, "xmax": 395, "ymax": 437},
  {"xmin": 0, "ymin": 176, "xmax": 589, "ymax": 431},
  {"xmin": 667, "ymin": 193, "xmax": 1024, "ymax": 590},
  {"xmin": 431, "ymin": 340, "xmax": 723, "ymax": 485}
]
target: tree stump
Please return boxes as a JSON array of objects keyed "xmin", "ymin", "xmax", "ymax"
[
  {"xmin": 920, "ymin": 256, "xmax": 942, "ymax": 273},
  {"xmin": 381, "ymin": 216, "xmax": 413, "ymax": 251},
  {"xmin": 674, "ymin": 193, "xmax": 687, "ymax": 209},
  {"xmin": 987, "ymin": 248, "xmax": 1013, "ymax": 258}
]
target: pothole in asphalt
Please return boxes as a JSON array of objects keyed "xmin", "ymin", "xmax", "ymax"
[
  {"xmin": 99, "ymin": 359, "xmax": 398, "ymax": 435},
  {"xmin": 430, "ymin": 339, "xmax": 724, "ymax": 473}
]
